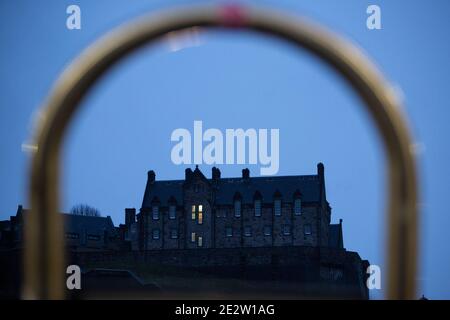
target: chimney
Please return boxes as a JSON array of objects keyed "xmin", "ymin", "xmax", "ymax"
[
  {"xmin": 242, "ymin": 168, "xmax": 250, "ymax": 180},
  {"xmin": 125, "ymin": 208, "xmax": 136, "ymax": 226},
  {"xmin": 317, "ymin": 162, "xmax": 324, "ymax": 180},
  {"xmin": 148, "ymin": 170, "xmax": 156, "ymax": 183},
  {"xmin": 185, "ymin": 168, "xmax": 193, "ymax": 180},
  {"xmin": 317, "ymin": 162, "xmax": 326, "ymax": 201},
  {"xmin": 212, "ymin": 167, "xmax": 221, "ymax": 180}
]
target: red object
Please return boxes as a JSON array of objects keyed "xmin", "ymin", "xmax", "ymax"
[{"xmin": 219, "ymin": 4, "xmax": 247, "ymax": 27}]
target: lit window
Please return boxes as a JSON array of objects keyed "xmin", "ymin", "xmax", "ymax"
[
  {"xmin": 191, "ymin": 232, "xmax": 196, "ymax": 242},
  {"xmin": 283, "ymin": 225, "xmax": 291, "ymax": 235},
  {"xmin": 198, "ymin": 236, "xmax": 203, "ymax": 247},
  {"xmin": 254, "ymin": 199, "xmax": 261, "ymax": 217},
  {"xmin": 170, "ymin": 229, "xmax": 178, "ymax": 239},
  {"xmin": 169, "ymin": 205, "xmax": 176, "ymax": 219},
  {"xmin": 304, "ymin": 224, "xmax": 312, "ymax": 235},
  {"xmin": 234, "ymin": 200, "xmax": 241, "ymax": 217},
  {"xmin": 152, "ymin": 206, "xmax": 159, "ymax": 220},
  {"xmin": 191, "ymin": 205, "xmax": 196, "ymax": 220},
  {"xmin": 294, "ymin": 199, "xmax": 302, "ymax": 215},
  {"xmin": 152, "ymin": 229, "xmax": 160, "ymax": 240},
  {"xmin": 274, "ymin": 200, "xmax": 281, "ymax": 216},
  {"xmin": 226, "ymin": 227, "xmax": 233, "ymax": 237},
  {"xmin": 264, "ymin": 226, "xmax": 271, "ymax": 236},
  {"xmin": 198, "ymin": 205, "xmax": 203, "ymax": 225},
  {"xmin": 244, "ymin": 226, "xmax": 252, "ymax": 237}
]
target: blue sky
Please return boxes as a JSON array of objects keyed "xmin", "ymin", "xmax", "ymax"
[{"xmin": 1, "ymin": 0, "xmax": 449, "ymax": 299}]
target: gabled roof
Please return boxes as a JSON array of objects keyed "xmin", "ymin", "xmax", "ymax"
[
  {"xmin": 141, "ymin": 167, "xmax": 322, "ymax": 207},
  {"xmin": 142, "ymin": 180, "xmax": 185, "ymax": 206}
]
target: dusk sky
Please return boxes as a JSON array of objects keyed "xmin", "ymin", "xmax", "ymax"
[{"xmin": 1, "ymin": 0, "xmax": 449, "ymax": 299}]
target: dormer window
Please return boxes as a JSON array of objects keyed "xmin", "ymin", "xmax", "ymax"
[
  {"xmin": 152, "ymin": 206, "xmax": 159, "ymax": 220},
  {"xmin": 169, "ymin": 205, "xmax": 176, "ymax": 219},
  {"xmin": 254, "ymin": 199, "xmax": 261, "ymax": 217},
  {"xmin": 294, "ymin": 198, "xmax": 302, "ymax": 216},
  {"xmin": 274, "ymin": 199, "xmax": 281, "ymax": 216},
  {"xmin": 234, "ymin": 200, "xmax": 241, "ymax": 218},
  {"xmin": 233, "ymin": 193, "xmax": 242, "ymax": 218}
]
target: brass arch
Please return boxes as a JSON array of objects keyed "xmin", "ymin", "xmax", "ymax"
[{"xmin": 25, "ymin": 4, "xmax": 419, "ymax": 299}]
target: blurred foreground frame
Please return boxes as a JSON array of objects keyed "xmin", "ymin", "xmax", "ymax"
[{"xmin": 25, "ymin": 4, "xmax": 419, "ymax": 300}]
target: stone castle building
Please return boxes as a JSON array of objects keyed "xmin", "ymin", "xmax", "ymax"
[
  {"xmin": 123, "ymin": 163, "xmax": 345, "ymax": 252},
  {"xmin": 0, "ymin": 163, "xmax": 369, "ymax": 298}
]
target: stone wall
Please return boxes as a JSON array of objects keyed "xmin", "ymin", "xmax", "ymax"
[{"xmin": 70, "ymin": 246, "xmax": 369, "ymax": 299}]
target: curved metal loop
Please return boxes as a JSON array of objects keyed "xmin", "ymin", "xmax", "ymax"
[{"xmin": 25, "ymin": 4, "xmax": 418, "ymax": 299}]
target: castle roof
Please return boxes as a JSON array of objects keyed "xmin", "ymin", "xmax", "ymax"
[
  {"xmin": 8, "ymin": 206, "xmax": 116, "ymax": 236},
  {"xmin": 142, "ymin": 165, "xmax": 325, "ymax": 207},
  {"xmin": 64, "ymin": 214, "xmax": 116, "ymax": 235}
]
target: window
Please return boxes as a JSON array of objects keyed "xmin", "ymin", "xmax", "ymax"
[
  {"xmin": 304, "ymin": 224, "xmax": 312, "ymax": 235},
  {"xmin": 198, "ymin": 236, "xmax": 203, "ymax": 247},
  {"xmin": 191, "ymin": 232, "xmax": 196, "ymax": 242},
  {"xmin": 216, "ymin": 209, "xmax": 226, "ymax": 218},
  {"xmin": 283, "ymin": 225, "xmax": 291, "ymax": 235},
  {"xmin": 244, "ymin": 226, "xmax": 252, "ymax": 237},
  {"xmin": 65, "ymin": 232, "xmax": 79, "ymax": 240},
  {"xmin": 152, "ymin": 229, "xmax": 160, "ymax": 240},
  {"xmin": 87, "ymin": 234, "xmax": 100, "ymax": 241},
  {"xmin": 192, "ymin": 205, "xmax": 203, "ymax": 224},
  {"xmin": 152, "ymin": 205, "xmax": 159, "ymax": 220},
  {"xmin": 191, "ymin": 205, "xmax": 196, "ymax": 220},
  {"xmin": 234, "ymin": 200, "xmax": 241, "ymax": 217},
  {"xmin": 274, "ymin": 199, "xmax": 281, "ymax": 216},
  {"xmin": 169, "ymin": 205, "xmax": 176, "ymax": 219},
  {"xmin": 294, "ymin": 198, "xmax": 302, "ymax": 215},
  {"xmin": 264, "ymin": 226, "xmax": 272, "ymax": 236},
  {"xmin": 198, "ymin": 205, "xmax": 203, "ymax": 224},
  {"xmin": 170, "ymin": 229, "xmax": 178, "ymax": 239},
  {"xmin": 254, "ymin": 199, "xmax": 261, "ymax": 217},
  {"xmin": 226, "ymin": 227, "xmax": 233, "ymax": 237}
]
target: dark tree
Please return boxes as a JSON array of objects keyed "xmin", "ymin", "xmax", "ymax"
[{"xmin": 70, "ymin": 204, "xmax": 101, "ymax": 217}]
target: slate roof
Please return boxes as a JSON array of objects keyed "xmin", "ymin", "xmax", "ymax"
[
  {"xmin": 142, "ymin": 168, "xmax": 322, "ymax": 207},
  {"xmin": 63, "ymin": 214, "xmax": 116, "ymax": 235},
  {"xmin": 214, "ymin": 176, "xmax": 320, "ymax": 205},
  {"xmin": 14, "ymin": 207, "xmax": 116, "ymax": 236}
]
